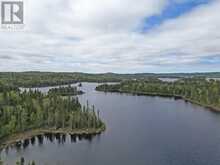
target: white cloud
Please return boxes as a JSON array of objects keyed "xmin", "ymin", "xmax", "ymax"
[{"xmin": 0, "ymin": 0, "xmax": 219, "ymax": 73}]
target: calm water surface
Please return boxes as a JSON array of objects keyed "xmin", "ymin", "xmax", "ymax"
[
  {"xmin": 2, "ymin": 83, "xmax": 220, "ymax": 165},
  {"xmin": 159, "ymin": 78, "xmax": 179, "ymax": 82}
]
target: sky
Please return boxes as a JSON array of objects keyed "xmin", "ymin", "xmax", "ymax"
[{"xmin": 0, "ymin": 0, "xmax": 220, "ymax": 73}]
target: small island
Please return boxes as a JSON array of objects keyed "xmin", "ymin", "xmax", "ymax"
[
  {"xmin": 48, "ymin": 85, "xmax": 84, "ymax": 96},
  {"xmin": 0, "ymin": 84, "xmax": 105, "ymax": 149},
  {"xmin": 96, "ymin": 78, "xmax": 220, "ymax": 112}
]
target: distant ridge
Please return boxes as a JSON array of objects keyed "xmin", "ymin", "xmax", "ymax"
[{"xmin": 1, "ymin": 71, "xmax": 220, "ymax": 78}]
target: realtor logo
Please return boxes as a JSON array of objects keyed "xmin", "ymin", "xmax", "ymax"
[{"xmin": 1, "ymin": 0, "xmax": 24, "ymax": 30}]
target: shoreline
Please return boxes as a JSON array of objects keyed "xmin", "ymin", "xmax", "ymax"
[
  {"xmin": 19, "ymin": 81, "xmax": 78, "ymax": 88},
  {"xmin": 0, "ymin": 126, "xmax": 105, "ymax": 150},
  {"xmin": 96, "ymin": 89, "xmax": 220, "ymax": 113},
  {"xmin": 19, "ymin": 81, "xmax": 120, "ymax": 88}
]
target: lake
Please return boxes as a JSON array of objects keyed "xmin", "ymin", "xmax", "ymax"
[
  {"xmin": 158, "ymin": 78, "xmax": 179, "ymax": 82},
  {"xmin": 2, "ymin": 83, "xmax": 220, "ymax": 165}
]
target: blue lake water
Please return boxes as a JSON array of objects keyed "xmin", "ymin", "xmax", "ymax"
[{"xmin": 2, "ymin": 83, "xmax": 220, "ymax": 165}]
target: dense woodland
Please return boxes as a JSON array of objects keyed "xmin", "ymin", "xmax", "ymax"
[
  {"xmin": 0, "ymin": 85, "xmax": 104, "ymax": 140},
  {"xmin": 48, "ymin": 85, "xmax": 84, "ymax": 96},
  {"xmin": 96, "ymin": 78, "xmax": 220, "ymax": 110},
  {"xmin": 1, "ymin": 72, "xmax": 220, "ymax": 88},
  {"xmin": 0, "ymin": 72, "xmax": 121, "ymax": 87},
  {"xmin": 0, "ymin": 72, "xmax": 78, "ymax": 88}
]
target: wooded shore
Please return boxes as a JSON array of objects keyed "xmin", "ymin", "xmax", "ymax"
[{"xmin": 0, "ymin": 125, "xmax": 105, "ymax": 150}]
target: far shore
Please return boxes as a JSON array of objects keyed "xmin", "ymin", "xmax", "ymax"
[
  {"xmin": 96, "ymin": 89, "xmax": 220, "ymax": 113},
  {"xmin": 0, "ymin": 126, "xmax": 105, "ymax": 150}
]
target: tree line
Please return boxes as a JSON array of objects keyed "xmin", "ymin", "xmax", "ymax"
[
  {"xmin": 96, "ymin": 78, "xmax": 220, "ymax": 110},
  {"xmin": 0, "ymin": 72, "xmax": 122, "ymax": 88},
  {"xmin": 0, "ymin": 85, "xmax": 105, "ymax": 140},
  {"xmin": 1, "ymin": 72, "xmax": 220, "ymax": 88},
  {"xmin": 48, "ymin": 85, "xmax": 84, "ymax": 96}
]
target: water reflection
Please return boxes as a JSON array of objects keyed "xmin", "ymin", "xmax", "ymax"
[
  {"xmin": 3, "ymin": 83, "xmax": 220, "ymax": 165},
  {"xmin": 2, "ymin": 132, "xmax": 98, "ymax": 156},
  {"xmin": 22, "ymin": 139, "xmax": 29, "ymax": 149},
  {"xmin": 30, "ymin": 137, "xmax": 35, "ymax": 145},
  {"xmin": 37, "ymin": 135, "xmax": 44, "ymax": 146},
  {"xmin": 70, "ymin": 134, "xmax": 76, "ymax": 143}
]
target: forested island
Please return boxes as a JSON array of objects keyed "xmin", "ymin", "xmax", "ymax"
[
  {"xmin": 96, "ymin": 78, "xmax": 220, "ymax": 112},
  {"xmin": 0, "ymin": 84, "xmax": 105, "ymax": 149},
  {"xmin": 48, "ymin": 85, "xmax": 84, "ymax": 96}
]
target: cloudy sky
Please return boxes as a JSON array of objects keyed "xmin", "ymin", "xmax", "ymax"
[{"xmin": 0, "ymin": 0, "xmax": 220, "ymax": 73}]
